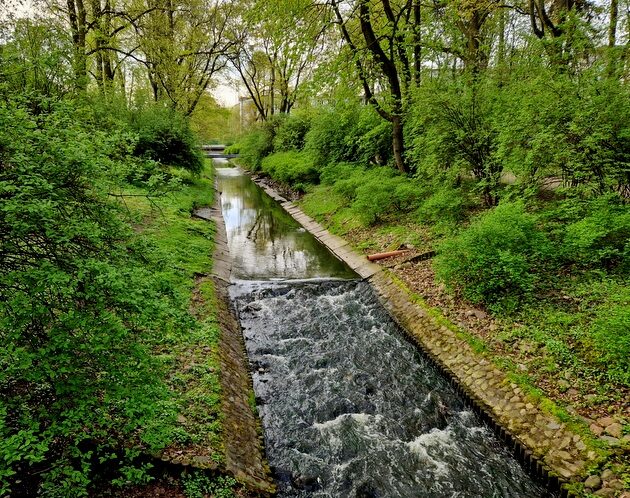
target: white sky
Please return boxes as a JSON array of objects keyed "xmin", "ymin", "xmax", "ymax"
[
  {"xmin": 213, "ymin": 83, "xmax": 240, "ymax": 108},
  {"xmin": 1, "ymin": 0, "xmax": 35, "ymax": 19}
]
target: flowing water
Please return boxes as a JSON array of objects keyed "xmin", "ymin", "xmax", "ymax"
[{"xmin": 216, "ymin": 162, "xmax": 553, "ymax": 498}]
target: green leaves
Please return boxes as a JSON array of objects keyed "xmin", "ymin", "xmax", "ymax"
[
  {"xmin": 0, "ymin": 101, "xmax": 212, "ymax": 495},
  {"xmin": 434, "ymin": 202, "xmax": 550, "ymax": 312}
]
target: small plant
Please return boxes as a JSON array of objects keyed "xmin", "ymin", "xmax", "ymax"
[{"xmin": 182, "ymin": 471, "xmax": 237, "ymax": 498}]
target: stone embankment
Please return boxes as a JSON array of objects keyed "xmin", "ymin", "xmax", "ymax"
[
  {"xmin": 251, "ymin": 178, "xmax": 627, "ymax": 498},
  {"xmin": 184, "ymin": 198, "xmax": 276, "ymax": 494}
]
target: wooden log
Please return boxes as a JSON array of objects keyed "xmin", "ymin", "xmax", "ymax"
[{"xmin": 366, "ymin": 250, "xmax": 408, "ymax": 261}]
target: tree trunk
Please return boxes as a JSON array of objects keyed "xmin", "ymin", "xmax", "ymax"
[
  {"xmin": 413, "ymin": 0, "xmax": 421, "ymax": 86},
  {"xmin": 67, "ymin": 0, "xmax": 88, "ymax": 90},
  {"xmin": 609, "ymin": 0, "xmax": 618, "ymax": 47},
  {"xmin": 391, "ymin": 115, "xmax": 407, "ymax": 174}
]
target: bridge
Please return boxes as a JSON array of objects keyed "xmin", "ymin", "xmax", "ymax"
[{"xmin": 201, "ymin": 144, "xmax": 239, "ymax": 159}]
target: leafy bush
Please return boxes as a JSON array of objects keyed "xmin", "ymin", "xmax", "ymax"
[
  {"xmin": 561, "ymin": 194, "xmax": 630, "ymax": 269},
  {"xmin": 182, "ymin": 471, "xmax": 237, "ymax": 498},
  {"xmin": 224, "ymin": 143, "xmax": 241, "ymax": 154},
  {"xmin": 304, "ymin": 106, "xmax": 361, "ymax": 167},
  {"xmin": 434, "ymin": 202, "xmax": 550, "ymax": 311},
  {"xmin": 0, "ymin": 101, "xmax": 181, "ymax": 496},
  {"xmin": 238, "ymin": 122, "xmax": 276, "ymax": 170},
  {"xmin": 351, "ymin": 105, "xmax": 392, "ymax": 165},
  {"xmin": 273, "ymin": 111, "xmax": 311, "ymax": 151},
  {"xmin": 591, "ymin": 304, "xmax": 630, "ymax": 386},
  {"xmin": 130, "ymin": 106, "xmax": 203, "ymax": 174},
  {"xmin": 260, "ymin": 151, "xmax": 318, "ymax": 188},
  {"xmin": 320, "ymin": 162, "xmax": 363, "ymax": 186},
  {"xmin": 350, "ymin": 168, "xmax": 423, "ymax": 225},
  {"xmin": 407, "ymin": 80, "xmax": 502, "ymax": 206},
  {"xmin": 418, "ymin": 186, "xmax": 468, "ymax": 225},
  {"xmin": 495, "ymin": 71, "xmax": 630, "ymax": 194}
]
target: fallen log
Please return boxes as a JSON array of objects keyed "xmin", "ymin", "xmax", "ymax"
[{"xmin": 367, "ymin": 250, "xmax": 408, "ymax": 261}]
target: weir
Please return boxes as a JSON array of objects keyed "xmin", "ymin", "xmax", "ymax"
[{"xmin": 215, "ymin": 160, "xmax": 556, "ymax": 497}]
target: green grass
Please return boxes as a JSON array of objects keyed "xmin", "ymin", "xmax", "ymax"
[{"xmin": 119, "ymin": 160, "xmax": 225, "ymax": 462}]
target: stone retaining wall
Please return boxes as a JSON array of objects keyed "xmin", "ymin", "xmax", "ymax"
[
  {"xmin": 250, "ymin": 178, "xmax": 609, "ymax": 498},
  {"xmin": 192, "ymin": 198, "xmax": 275, "ymax": 495}
]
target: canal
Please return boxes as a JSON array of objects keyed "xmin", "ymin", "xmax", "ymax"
[{"xmin": 216, "ymin": 161, "xmax": 554, "ymax": 498}]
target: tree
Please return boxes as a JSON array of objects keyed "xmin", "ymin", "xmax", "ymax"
[
  {"xmin": 132, "ymin": 0, "xmax": 235, "ymax": 115},
  {"xmin": 229, "ymin": 0, "xmax": 327, "ymax": 121},
  {"xmin": 329, "ymin": 0, "xmax": 423, "ymax": 173}
]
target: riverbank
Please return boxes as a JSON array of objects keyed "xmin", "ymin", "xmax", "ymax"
[
  {"xmin": 105, "ymin": 161, "xmax": 273, "ymax": 497},
  {"xmin": 243, "ymin": 168, "xmax": 629, "ymax": 498}
]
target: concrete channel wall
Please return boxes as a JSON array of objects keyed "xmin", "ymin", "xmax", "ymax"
[
  {"xmin": 250, "ymin": 177, "xmax": 605, "ymax": 498},
  {"xmin": 193, "ymin": 196, "xmax": 276, "ymax": 495}
]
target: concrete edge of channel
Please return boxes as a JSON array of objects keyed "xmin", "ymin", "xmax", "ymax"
[
  {"xmin": 191, "ymin": 180, "xmax": 277, "ymax": 496},
  {"xmin": 246, "ymin": 174, "xmax": 601, "ymax": 498}
]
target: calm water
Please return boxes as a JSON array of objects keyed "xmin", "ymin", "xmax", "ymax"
[
  {"xmin": 217, "ymin": 164, "xmax": 355, "ymax": 281},
  {"xmin": 216, "ymin": 163, "xmax": 552, "ymax": 498}
]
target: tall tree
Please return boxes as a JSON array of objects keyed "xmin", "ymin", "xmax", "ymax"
[
  {"xmin": 330, "ymin": 0, "xmax": 422, "ymax": 173},
  {"xmin": 134, "ymin": 0, "xmax": 235, "ymax": 115},
  {"xmin": 229, "ymin": 0, "xmax": 327, "ymax": 120}
]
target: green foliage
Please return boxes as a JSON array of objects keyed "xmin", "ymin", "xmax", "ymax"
[
  {"xmin": 238, "ymin": 121, "xmax": 276, "ymax": 170},
  {"xmin": 590, "ymin": 303, "xmax": 630, "ymax": 386},
  {"xmin": 304, "ymin": 106, "xmax": 360, "ymax": 167},
  {"xmin": 272, "ymin": 111, "xmax": 311, "ymax": 151},
  {"xmin": 417, "ymin": 186, "xmax": 468, "ymax": 225},
  {"xmin": 130, "ymin": 106, "xmax": 203, "ymax": 174},
  {"xmin": 189, "ymin": 94, "xmax": 240, "ymax": 144},
  {"xmin": 224, "ymin": 143, "xmax": 241, "ymax": 154},
  {"xmin": 407, "ymin": 80, "xmax": 501, "ymax": 206},
  {"xmin": 434, "ymin": 202, "xmax": 550, "ymax": 311},
  {"xmin": 260, "ymin": 151, "xmax": 318, "ymax": 189},
  {"xmin": 182, "ymin": 471, "xmax": 237, "ymax": 498},
  {"xmin": 329, "ymin": 167, "xmax": 423, "ymax": 225},
  {"xmin": 302, "ymin": 104, "xmax": 392, "ymax": 168},
  {"xmin": 320, "ymin": 162, "xmax": 363, "ymax": 186},
  {"xmin": 0, "ymin": 19, "xmax": 70, "ymax": 103},
  {"xmin": 351, "ymin": 105, "xmax": 392, "ymax": 166},
  {"xmin": 0, "ymin": 101, "xmax": 220, "ymax": 496},
  {"xmin": 495, "ymin": 70, "xmax": 630, "ymax": 194},
  {"xmin": 560, "ymin": 195, "xmax": 630, "ymax": 269}
]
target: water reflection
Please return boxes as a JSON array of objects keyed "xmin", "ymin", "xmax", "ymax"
[{"xmin": 216, "ymin": 164, "xmax": 355, "ymax": 281}]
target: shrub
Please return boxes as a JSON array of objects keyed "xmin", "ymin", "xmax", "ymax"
[
  {"xmin": 591, "ymin": 303, "xmax": 630, "ymax": 386},
  {"xmin": 260, "ymin": 151, "xmax": 318, "ymax": 188},
  {"xmin": 351, "ymin": 105, "xmax": 392, "ymax": 165},
  {"xmin": 224, "ymin": 143, "xmax": 240, "ymax": 154},
  {"xmin": 130, "ymin": 106, "xmax": 203, "ymax": 174},
  {"xmin": 304, "ymin": 106, "xmax": 360, "ymax": 167},
  {"xmin": 320, "ymin": 162, "xmax": 363, "ymax": 186},
  {"xmin": 495, "ymin": 71, "xmax": 630, "ymax": 195},
  {"xmin": 0, "ymin": 102, "xmax": 180, "ymax": 496},
  {"xmin": 272, "ymin": 111, "xmax": 311, "ymax": 152},
  {"xmin": 407, "ymin": 80, "xmax": 501, "ymax": 206},
  {"xmin": 434, "ymin": 202, "xmax": 550, "ymax": 311},
  {"xmin": 351, "ymin": 169, "xmax": 423, "ymax": 225},
  {"xmin": 561, "ymin": 194, "xmax": 630, "ymax": 269},
  {"xmin": 238, "ymin": 121, "xmax": 276, "ymax": 170},
  {"xmin": 418, "ymin": 186, "xmax": 468, "ymax": 225}
]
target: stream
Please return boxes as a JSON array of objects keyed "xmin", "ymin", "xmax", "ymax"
[{"xmin": 216, "ymin": 161, "xmax": 554, "ymax": 498}]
